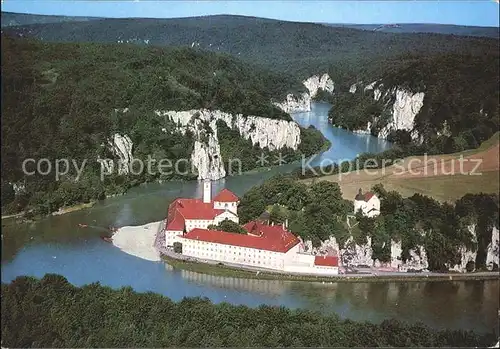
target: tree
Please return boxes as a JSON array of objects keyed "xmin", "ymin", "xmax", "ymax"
[
  {"xmin": 173, "ymin": 242, "xmax": 182, "ymax": 254},
  {"xmin": 269, "ymin": 204, "xmax": 286, "ymax": 225},
  {"xmin": 207, "ymin": 219, "xmax": 247, "ymax": 234}
]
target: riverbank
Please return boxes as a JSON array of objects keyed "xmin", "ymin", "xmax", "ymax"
[
  {"xmin": 163, "ymin": 255, "xmax": 500, "ymax": 283},
  {"xmin": 112, "ymin": 221, "xmax": 162, "ymax": 262},
  {"xmin": 52, "ymin": 201, "xmax": 96, "ymax": 216},
  {"xmin": 1, "ymin": 201, "xmax": 97, "ymax": 224}
]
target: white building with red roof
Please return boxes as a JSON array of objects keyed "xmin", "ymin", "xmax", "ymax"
[
  {"xmin": 354, "ymin": 189, "xmax": 380, "ymax": 217},
  {"xmin": 164, "ymin": 180, "xmax": 239, "ymax": 246},
  {"xmin": 163, "ymin": 180, "xmax": 339, "ymax": 275}
]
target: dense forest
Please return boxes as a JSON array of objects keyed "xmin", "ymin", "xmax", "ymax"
[
  {"xmin": 1, "ymin": 35, "xmax": 325, "ymax": 216},
  {"xmin": 1, "ymin": 274, "xmax": 497, "ymax": 348},
  {"xmin": 238, "ymin": 175, "xmax": 499, "ymax": 271},
  {"xmin": 5, "ymin": 14, "xmax": 498, "ymax": 155},
  {"xmin": 2, "ymin": 14, "xmax": 498, "ymax": 80},
  {"xmin": 4, "ymin": 12, "xmax": 499, "ymax": 38}
]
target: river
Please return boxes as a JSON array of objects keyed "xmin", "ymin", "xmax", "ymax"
[{"xmin": 1, "ymin": 103, "xmax": 498, "ymax": 334}]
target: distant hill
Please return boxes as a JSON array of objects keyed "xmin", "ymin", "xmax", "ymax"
[
  {"xmin": 321, "ymin": 23, "xmax": 499, "ymax": 39},
  {"xmin": 1, "ymin": 13, "xmax": 498, "ymax": 82},
  {"xmin": 1, "ymin": 11, "xmax": 100, "ymax": 27},
  {"xmin": 3, "ymin": 12, "xmax": 498, "ymax": 39}
]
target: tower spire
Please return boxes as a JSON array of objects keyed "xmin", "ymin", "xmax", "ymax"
[{"xmin": 203, "ymin": 179, "xmax": 211, "ymax": 203}]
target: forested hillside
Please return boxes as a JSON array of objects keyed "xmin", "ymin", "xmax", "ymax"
[
  {"xmin": 2, "ymin": 275, "xmax": 497, "ymax": 347},
  {"xmin": 238, "ymin": 175, "xmax": 499, "ymax": 271},
  {"xmin": 322, "ymin": 23, "xmax": 499, "ymax": 39},
  {"xmin": 2, "ymin": 14, "xmax": 498, "ymax": 81},
  {"xmin": 2, "ymin": 13, "xmax": 498, "ymax": 216},
  {"xmin": 1, "ymin": 11, "xmax": 100, "ymax": 27},
  {"xmin": 4, "ymin": 12, "xmax": 497, "ymax": 38},
  {"xmin": 1, "ymin": 35, "xmax": 321, "ymax": 216},
  {"xmin": 328, "ymin": 52, "xmax": 499, "ymax": 156}
]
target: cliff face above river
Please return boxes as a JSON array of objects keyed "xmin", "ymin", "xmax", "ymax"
[
  {"xmin": 157, "ymin": 109, "xmax": 302, "ymax": 179},
  {"xmin": 305, "ymin": 226, "xmax": 499, "ymax": 273},
  {"xmin": 108, "ymin": 108, "xmax": 325, "ymax": 180},
  {"xmin": 328, "ymin": 54, "xmax": 499, "ymax": 154},
  {"xmin": 274, "ymin": 73, "xmax": 335, "ymax": 113}
]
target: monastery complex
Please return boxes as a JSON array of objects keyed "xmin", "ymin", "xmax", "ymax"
[{"xmin": 161, "ymin": 180, "xmax": 340, "ymax": 276}]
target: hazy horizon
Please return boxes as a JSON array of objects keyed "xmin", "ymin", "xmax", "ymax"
[{"xmin": 2, "ymin": 1, "xmax": 499, "ymax": 27}]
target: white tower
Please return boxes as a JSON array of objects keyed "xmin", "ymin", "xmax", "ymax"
[{"xmin": 203, "ymin": 179, "xmax": 211, "ymax": 203}]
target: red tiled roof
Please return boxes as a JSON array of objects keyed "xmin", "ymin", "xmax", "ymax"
[
  {"xmin": 364, "ymin": 192, "xmax": 375, "ymax": 201},
  {"xmin": 314, "ymin": 255, "xmax": 339, "ymax": 267},
  {"xmin": 170, "ymin": 198, "xmax": 225, "ymax": 219},
  {"xmin": 165, "ymin": 188, "xmax": 238, "ymax": 232},
  {"xmin": 166, "ymin": 210, "xmax": 185, "ymax": 230},
  {"xmin": 213, "ymin": 188, "xmax": 239, "ymax": 202},
  {"xmin": 183, "ymin": 223, "xmax": 300, "ymax": 253},
  {"xmin": 166, "ymin": 198, "xmax": 228, "ymax": 231}
]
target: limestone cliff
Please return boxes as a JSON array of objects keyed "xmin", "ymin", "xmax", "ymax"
[
  {"xmin": 308, "ymin": 236, "xmax": 429, "ymax": 271},
  {"xmin": 486, "ymin": 227, "xmax": 500, "ymax": 270},
  {"xmin": 363, "ymin": 82, "xmax": 425, "ymax": 140},
  {"xmin": 274, "ymin": 73, "xmax": 334, "ymax": 113},
  {"xmin": 273, "ymin": 92, "xmax": 311, "ymax": 113},
  {"xmin": 303, "ymin": 73, "xmax": 335, "ymax": 99},
  {"xmin": 156, "ymin": 109, "xmax": 301, "ymax": 180},
  {"xmin": 378, "ymin": 88, "xmax": 425, "ymax": 140},
  {"xmin": 307, "ymin": 224, "xmax": 499, "ymax": 273},
  {"xmin": 108, "ymin": 133, "xmax": 134, "ymax": 175}
]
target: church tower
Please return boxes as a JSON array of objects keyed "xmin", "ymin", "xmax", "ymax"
[{"xmin": 203, "ymin": 179, "xmax": 211, "ymax": 203}]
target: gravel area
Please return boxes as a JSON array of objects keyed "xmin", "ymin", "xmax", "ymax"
[{"xmin": 112, "ymin": 221, "xmax": 162, "ymax": 262}]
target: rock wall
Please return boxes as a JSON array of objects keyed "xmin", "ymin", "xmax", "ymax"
[
  {"xmin": 307, "ymin": 235, "xmax": 430, "ymax": 271},
  {"xmin": 274, "ymin": 73, "xmax": 334, "ymax": 113},
  {"xmin": 308, "ymin": 224, "xmax": 499, "ymax": 273},
  {"xmin": 303, "ymin": 73, "xmax": 335, "ymax": 98},
  {"xmin": 273, "ymin": 92, "xmax": 311, "ymax": 113},
  {"xmin": 156, "ymin": 109, "xmax": 301, "ymax": 180},
  {"xmin": 8, "ymin": 182, "xmax": 26, "ymax": 195},
  {"xmin": 108, "ymin": 133, "xmax": 133, "ymax": 175},
  {"xmin": 378, "ymin": 88, "xmax": 425, "ymax": 139},
  {"xmin": 390, "ymin": 240, "xmax": 429, "ymax": 271},
  {"xmin": 361, "ymin": 82, "xmax": 425, "ymax": 141},
  {"xmin": 486, "ymin": 226, "xmax": 499, "ymax": 270}
]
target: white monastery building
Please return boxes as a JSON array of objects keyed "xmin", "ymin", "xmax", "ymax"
[
  {"xmin": 354, "ymin": 189, "xmax": 380, "ymax": 217},
  {"xmin": 162, "ymin": 180, "xmax": 339, "ymax": 275}
]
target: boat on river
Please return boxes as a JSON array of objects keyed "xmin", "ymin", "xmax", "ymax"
[{"xmin": 101, "ymin": 236, "xmax": 113, "ymax": 243}]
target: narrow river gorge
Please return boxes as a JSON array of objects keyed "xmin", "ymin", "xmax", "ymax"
[{"xmin": 1, "ymin": 103, "xmax": 498, "ymax": 334}]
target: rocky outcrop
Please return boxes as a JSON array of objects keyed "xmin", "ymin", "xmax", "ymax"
[
  {"xmin": 303, "ymin": 73, "xmax": 335, "ymax": 98},
  {"xmin": 156, "ymin": 109, "xmax": 301, "ymax": 180},
  {"xmin": 274, "ymin": 73, "xmax": 334, "ymax": 113},
  {"xmin": 8, "ymin": 182, "xmax": 26, "ymax": 195},
  {"xmin": 319, "ymin": 224, "xmax": 497, "ymax": 273},
  {"xmin": 378, "ymin": 88, "xmax": 425, "ymax": 139},
  {"xmin": 447, "ymin": 225, "xmax": 477, "ymax": 272},
  {"xmin": 273, "ymin": 92, "xmax": 311, "ymax": 113},
  {"xmin": 390, "ymin": 240, "xmax": 429, "ymax": 271},
  {"xmin": 306, "ymin": 234, "xmax": 431, "ymax": 271},
  {"xmin": 359, "ymin": 82, "xmax": 425, "ymax": 140},
  {"xmin": 486, "ymin": 226, "xmax": 499, "ymax": 270},
  {"xmin": 108, "ymin": 134, "xmax": 133, "ymax": 175}
]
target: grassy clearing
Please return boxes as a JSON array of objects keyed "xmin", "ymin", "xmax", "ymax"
[{"xmin": 302, "ymin": 133, "xmax": 499, "ymax": 203}]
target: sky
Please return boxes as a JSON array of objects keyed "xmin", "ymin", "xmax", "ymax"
[{"xmin": 2, "ymin": 1, "xmax": 499, "ymax": 27}]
